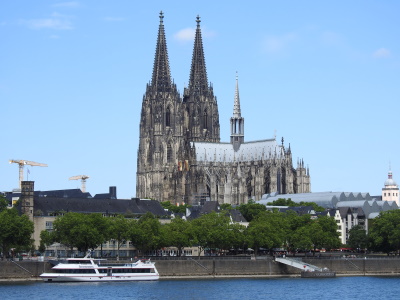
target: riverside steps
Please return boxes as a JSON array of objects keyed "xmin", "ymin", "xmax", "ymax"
[
  {"xmin": 274, "ymin": 256, "xmax": 336, "ymax": 278},
  {"xmin": 275, "ymin": 256, "xmax": 323, "ymax": 272}
]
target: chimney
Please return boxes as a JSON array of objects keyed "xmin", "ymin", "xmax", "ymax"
[{"xmin": 109, "ymin": 186, "xmax": 117, "ymax": 199}]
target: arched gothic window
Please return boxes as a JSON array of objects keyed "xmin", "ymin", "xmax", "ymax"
[
  {"xmin": 167, "ymin": 143, "xmax": 172, "ymax": 162},
  {"xmin": 166, "ymin": 106, "xmax": 171, "ymax": 127},
  {"xmin": 203, "ymin": 109, "xmax": 208, "ymax": 130}
]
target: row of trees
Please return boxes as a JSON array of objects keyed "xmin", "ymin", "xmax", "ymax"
[
  {"xmin": 266, "ymin": 198, "xmax": 326, "ymax": 212},
  {"xmin": 4, "ymin": 193, "xmax": 399, "ymax": 259},
  {"xmin": 41, "ymin": 208, "xmax": 341, "ymax": 257},
  {"xmin": 220, "ymin": 198, "xmax": 325, "ymax": 224},
  {"xmin": 0, "ymin": 195, "xmax": 34, "ymax": 259},
  {"xmin": 348, "ymin": 209, "xmax": 400, "ymax": 254}
]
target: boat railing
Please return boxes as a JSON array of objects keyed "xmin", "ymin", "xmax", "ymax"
[
  {"xmin": 149, "ymin": 255, "xmax": 252, "ymax": 261},
  {"xmin": 97, "ymin": 262, "xmax": 134, "ymax": 267}
]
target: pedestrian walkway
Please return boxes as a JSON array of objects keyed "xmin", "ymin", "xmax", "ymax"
[{"xmin": 275, "ymin": 256, "xmax": 323, "ymax": 272}]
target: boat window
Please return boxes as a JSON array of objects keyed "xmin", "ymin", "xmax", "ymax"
[
  {"xmin": 97, "ymin": 268, "xmax": 152, "ymax": 273},
  {"xmin": 68, "ymin": 260, "xmax": 92, "ymax": 264},
  {"xmin": 58, "ymin": 269, "xmax": 96, "ymax": 274}
]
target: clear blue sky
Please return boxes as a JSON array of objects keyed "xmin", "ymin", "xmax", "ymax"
[{"xmin": 1, "ymin": 1, "xmax": 399, "ymax": 199}]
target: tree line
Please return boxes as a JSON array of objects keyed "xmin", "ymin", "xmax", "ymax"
[
  {"xmin": 40, "ymin": 202, "xmax": 400, "ymax": 257},
  {"xmin": 348, "ymin": 209, "xmax": 400, "ymax": 255},
  {"xmin": 2, "ymin": 193, "xmax": 400, "ymax": 259},
  {"xmin": 40, "ymin": 207, "xmax": 342, "ymax": 257}
]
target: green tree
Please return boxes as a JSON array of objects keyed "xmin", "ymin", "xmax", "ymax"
[
  {"xmin": 245, "ymin": 211, "xmax": 287, "ymax": 256},
  {"xmin": 369, "ymin": 210, "xmax": 400, "ymax": 255},
  {"xmin": 298, "ymin": 202, "xmax": 325, "ymax": 212},
  {"xmin": 109, "ymin": 215, "xmax": 131, "ymax": 259},
  {"xmin": 39, "ymin": 230, "xmax": 55, "ymax": 254},
  {"xmin": 191, "ymin": 212, "xmax": 232, "ymax": 256},
  {"xmin": 73, "ymin": 214, "xmax": 105, "ymax": 253},
  {"xmin": 284, "ymin": 212, "xmax": 313, "ymax": 254},
  {"xmin": 162, "ymin": 217, "xmax": 194, "ymax": 256},
  {"xmin": 267, "ymin": 198, "xmax": 325, "ymax": 212},
  {"xmin": 220, "ymin": 203, "xmax": 233, "ymax": 211},
  {"xmin": 52, "ymin": 212, "xmax": 80, "ymax": 253},
  {"xmin": 52, "ymin": 213, "xmax": 105, "ymax": 255},
  {"xmin": 348, "ymin": 225, "xmax": 368, "ymax": 251},
  {"xmin": 91, "ymin": 214, "xmax": 111, "ymax": 257},
  {"xmin": 309, "ymin": 216, "xmax": 340, "ymax": 255},
  {"xmin": 0, "ymin": 208, "xmax": 34, "ymax": 259},
  {"xmin": 160, "ymin": 201, "xmax": 191, "ymax": 214},
  {"xmin": 267, "ymin": 198, "xmax": 296, "ymax": 206},
  {"xmin": 227, "ymin": 222, "xmax": 246, "ymax": 254},
  {"xmin": 0, "ymin": 195, "xmax": 8, "ymax": 212},
  {"xmin": 290, "ymin": 226, "xmax": 313, "ymax": 252},
  {"xmin": 129, "ymin": 212, "xmax": 162, "ymax": 256},
  {"xmin": 237, "ymin": 202, "xmax": 266, "ymax": 222}
]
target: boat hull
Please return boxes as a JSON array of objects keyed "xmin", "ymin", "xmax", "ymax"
[
  {"xmin": 40, "ymin": 273, "xmax": 159, "ymax": 282},
  {"xmin": 301, "ymin": 271, "xmax": 336, "ymax": 278}
]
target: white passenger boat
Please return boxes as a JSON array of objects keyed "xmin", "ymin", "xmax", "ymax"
[{"xmin": 40, "ymin": 256, "xmax": 159, "ymax": 282}]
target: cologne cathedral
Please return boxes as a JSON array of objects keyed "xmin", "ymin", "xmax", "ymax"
[{"xmin": 136, "ymin": 12, "xmax": 311, "ymax": 205}]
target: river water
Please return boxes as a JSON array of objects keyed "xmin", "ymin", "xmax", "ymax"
[{"xmin": 1, "ymin": 276, "xmax": 400, "ymax": 300}]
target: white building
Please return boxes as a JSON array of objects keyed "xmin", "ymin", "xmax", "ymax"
[{"xmin": 382, "ymin": 168, "xmax": 399, "ymax": 206}]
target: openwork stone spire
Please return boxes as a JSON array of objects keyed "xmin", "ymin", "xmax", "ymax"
[
  {"xmin": 188, "ymin": 15, "xmax": 208, "ymax": 95},
  {"xmin": 230, "ymin": 73, "xmax": 244, "ymax": 150},
  {"xmin": 151, "ymin": 11, "xmax": 172, "ymax": 92},
  {"xmin": 233, "ymin": 72, "xmax": 241, "ymax": 118}
]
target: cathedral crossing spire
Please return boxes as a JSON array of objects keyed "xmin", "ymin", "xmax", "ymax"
[
  {"xmin": 233, "ymin": 72, "xmax": 241, "ymax": 118},
  {"xmin": 230, "ymin": 73, "xmax": 244, "ymax": 149}
]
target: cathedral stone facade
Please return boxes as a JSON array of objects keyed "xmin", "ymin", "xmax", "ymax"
[{"xmin": 136, "ymin": 12, "xmax": 311, "ymax": 205}]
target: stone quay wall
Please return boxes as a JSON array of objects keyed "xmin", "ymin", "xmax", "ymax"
[
  {"xmin": 304, "ymin": 258, "xmax": 400, "ymax": 275},
  {"xmin": 0, "ymin": 260, "xmax": 53, "ymax": 279},
  {"xmin": 1, "ymin": 258, "xmax": 400, "ymax": 280}
]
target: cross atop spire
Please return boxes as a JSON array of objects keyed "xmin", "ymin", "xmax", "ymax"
[
  {"xmin": 188, "ymin": 15, "xmax": 208, "ymax": 95},
  {"xmin": 151, "ymin": 11, "xmax": 172, "ymax": 92}
]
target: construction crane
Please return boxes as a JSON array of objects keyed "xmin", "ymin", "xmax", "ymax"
[
  {"xmin": 69, "ymin": 175, "xmax": 90, "ymax": 193},
  {"xmin": 9, "ymin": 159, "xmax": 48, "ymax": 189}
]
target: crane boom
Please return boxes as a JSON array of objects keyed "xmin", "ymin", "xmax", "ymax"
[
  {"xmin": 9, "ymin": 159, "xmax": 48, "ymax": 189},
  {"xmin": 69, "ymin": 175, "xmax": 90, "ymax": 193}
]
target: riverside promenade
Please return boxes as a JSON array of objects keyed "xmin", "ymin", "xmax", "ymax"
[{"xmin": 2, "ymin": 255, "xmax": 400, "ymax": 280}]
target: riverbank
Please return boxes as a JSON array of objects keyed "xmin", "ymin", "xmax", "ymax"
[{"xmin": 2, "ymin": 257, "xmax": 400, "ymax": 280}]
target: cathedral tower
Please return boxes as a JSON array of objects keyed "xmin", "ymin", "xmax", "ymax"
[
  {"xmin": 183, "ymin": 16, "xmax": 220, "ymax": 143},
  {"xmin": 136, "ymin": 12, "xmax": 183, "ymax": 202}
]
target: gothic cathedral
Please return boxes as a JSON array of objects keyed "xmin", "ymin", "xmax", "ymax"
[{"xmin": 136, "ymin": 12, "xmax": 311, "ymax": 205}]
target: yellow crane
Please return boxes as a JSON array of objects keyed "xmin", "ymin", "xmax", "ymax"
[
  {"xmin": 69, "ymin": 175, "xmax": 90, "ymax": 193},
  {"xmin": 9, "ymin": 159, "xmax": 48, "ymax": 189}
]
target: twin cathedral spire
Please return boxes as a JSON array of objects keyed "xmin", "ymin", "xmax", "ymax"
[
  {"xmin": 137, "ymin": 12, "xmax": 224, "ymax": 200},
  {"xmin": 144, "ymin": 11, "xmax": 226, "ymax": 145},
  {"xmin": 138, "ymin": 12, "xmax": 296, "ymax": 203}
]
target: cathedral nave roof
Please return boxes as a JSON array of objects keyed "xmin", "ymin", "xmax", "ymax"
[{"xmin": 193, "ymin": 139, "xmax": 283, "ymax": 163}]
